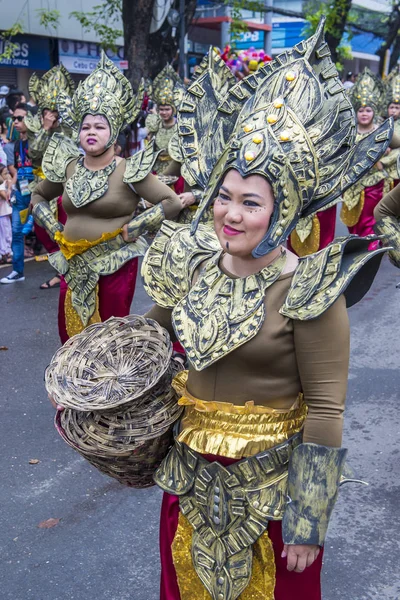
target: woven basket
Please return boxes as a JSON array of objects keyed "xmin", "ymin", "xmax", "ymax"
[
  {"xmin": 48, "ymin": 315, "xmax": 183, "ymax": 488},
  {"xmin": 45, "ymin": 315, "xmax": 173, "ymax": 412}
]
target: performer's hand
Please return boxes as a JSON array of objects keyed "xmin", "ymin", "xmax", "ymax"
[
  {"xmin": 42, "ymin": 110, "xmax": 58, "ymax": 131},
  {"xmin": 282, "ymin": 544, "xmax": 320, "ymax": 572},
  {"xmin": 179, "ymin": 192, "xmax": 196, "ymax": 208},
  {"xmin": 122, "ymin": 224, "xmax": 138, "ymax": 243},
  {"xmin": 48, "ymin": 394, "xmax": 64, "ymax": 412}
]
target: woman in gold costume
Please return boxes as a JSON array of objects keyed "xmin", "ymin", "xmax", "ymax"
[
  {"xmin": 146, "ymin": 65, "xmax": 180, "ymax": 175},
  {"xmin": 139, "ymin": 23, "xmax": 393, "ymax": 600},
  {"xmin": 31, "ymin": 54, "xmax": 183, "ymax": 344},
  {"xmin": 340, "ymin": 68, "xmax": 392, "ymax": 248}
]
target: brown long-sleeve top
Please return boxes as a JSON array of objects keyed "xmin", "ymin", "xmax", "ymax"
[
  {"xmin": 374, "ymin": 180, "xmax": 400, "ymax": 221},
  {"xmin": 146, "ymin": 265, "xmax": 350, "ymax": 448},
  {"xmin": 31, "ymin": 157, "xmax": 182, "ymax": 242}
]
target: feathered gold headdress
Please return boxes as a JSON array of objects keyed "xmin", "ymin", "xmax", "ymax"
[
  {"xmin": 349, "ymin": 67, "xmax": 385, "ymax": 114},
  {"xmin": 385, "ymin": 65, "xmax": 400, "ymax": 107},
  {"xmin": 57, "ymin": 52, "xmax": 144, "ymax": 148},
  {"xmin": 174, "ymin": 19, "xmax": 393, "ymax": 257},
  {"xmin": 29, "ymin": 65, "xmax": 75, "ymax": 112},
  {"xmin": 153, "ymin": 64, "xmax": 181, "ymax": 108}
]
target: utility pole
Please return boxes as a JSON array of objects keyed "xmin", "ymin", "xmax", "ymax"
[
  {"xmin": 221, "ymin": 4, "xmax": 231, "ymax": 48},
  {"xmin": 179, "ymin": 0, "xmax": 186, "ymax": 79},
  {"xmin": 264, "ymin": 0, "xmax": 273, "ymax": 56}
]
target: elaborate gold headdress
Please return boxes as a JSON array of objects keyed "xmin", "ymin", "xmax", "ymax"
[
  {"xmin": 29, "ymin": 64, "xmax": 75, "ymax": 112},
  {"xmin": 153, "ymin": 64, "xmax": 181, "ymax": 108},
  {"xmin": 174, "ymin": 19, "xmax": 392, "ymax": 257},
  {"xmin": 385, "ymin": 65, "xmax": 400, "ymax": 106},
  {"xmin": 349, "ymin": 67, "xmax": 385, "ymax": 114},
  {"xmin": 57, "ymin": 52, "xmax": 144, "ymax": 148}
]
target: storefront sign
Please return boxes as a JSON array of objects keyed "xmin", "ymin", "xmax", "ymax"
[
  {"xmin": 0, "ymin": 34, "xmax": 51, "ymax": 69},
  {"xmin": 58, "ymin": 40, "xmax": 127, "ymax": 74},
  {"xmin": 235, "ymin": 30, "xmax": 264, "ymax": 50}
]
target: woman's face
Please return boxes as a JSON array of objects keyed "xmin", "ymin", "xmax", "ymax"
[
  {"xmin": 213, "ymin": 170, "xmax": 275, "ymax": 258},
  {"xmin": 158, "ymin": 105, "xmax": 174, "ymax": 122},
  {"xmin": 388, "ymin": 102, "xmax": 400, "ymax": 119},
  {"xmin": 79, "ymin": 114, "xmax": 111, "ymax": 155},
  {"xmin": 357, "ymin": 106, "xmax": 374, "ymax": 127}
]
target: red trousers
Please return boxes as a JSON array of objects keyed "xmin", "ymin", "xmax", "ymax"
[
  {"xmin": 348, "ymin": 180, "xmax": 384, "ymax": 251},
  {"xmin": 58, "ymin": 257, "xmax": 138, "ymax": 344},
  {"xmin": 160, "ymin": 454, "xmax": 323, "ymax": 600},
  {"xmin": 288, "ymin": 205, "xmax": 337, "ymax": 256}
]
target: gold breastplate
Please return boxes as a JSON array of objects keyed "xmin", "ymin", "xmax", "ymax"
[
  {"xmin": 172, "ymin": 251, "xmax": 286, "ymax": 371},
  {"xmin": 65, "ymin": 157, "xmax": 117, "ymax": 208}
]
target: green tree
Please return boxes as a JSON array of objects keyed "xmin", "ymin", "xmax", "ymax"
[
  {"xmin": 71, "ymin": 0, "xmax": 198, "ymax": 89},
  {"xmin": 303, "ymin": 0, "xmax": 353, "ymax": 67}
]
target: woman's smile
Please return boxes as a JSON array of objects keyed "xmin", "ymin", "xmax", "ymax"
[{"xmin": 223, "ymin": 225, "xmax": 243, "ymax": 236}]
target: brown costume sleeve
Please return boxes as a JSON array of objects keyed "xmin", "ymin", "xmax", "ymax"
[
  {"xmin": 163, "ymin": 160, "xmax": 182, "ymax": 177},
  {"xmin": 390, "ymin": 129, "xmax": 400, "ymax": 149},
  {"xmin": 144, "ymin": 304, "xmax": 176, "ymax": 341},
  {"xmin": 132, "ymin": 173, "xmax": 182, "ymax": 219},
  {"xmin": 31, "ymin": 178, "xmax": 64, "ymax": 207},
  {"xmin": 293, "ymin": 295, "xmax": 350, "ymax": 447},
  {"xmin": 374, "ymin": 181, "xmax": 400, "ymax": 221}
]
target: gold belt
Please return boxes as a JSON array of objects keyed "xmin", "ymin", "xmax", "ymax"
[
  {"xmin": 54, "ymin": 228, "xmax": 122, "ymax": 260},
  {"xmin": 173, "ymin": 371, "xmax": 307, "ymax": 459}
]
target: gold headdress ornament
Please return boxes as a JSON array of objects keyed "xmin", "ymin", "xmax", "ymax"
[
  {"xmin": 57, "ymin": 52, "xmax": 144, "ymax": 148},
  {"xmin": 349, "ymin": 66, "xmax": 385, "ymax": 114},
  {"xmin": 29, "ymin": 64, "xmax": 75, "ymax": 112},
  {"xmin": 385, "ymin": 65, "xmax": 400, "ymax": 106},
  {"xmin": 174, "ymin": 19, "xmax": 393, "ymax": 257},
  {"xmin": 153, "ymin": 64, "xmax": 181, "ymax": 108}
]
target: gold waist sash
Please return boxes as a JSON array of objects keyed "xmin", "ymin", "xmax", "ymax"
[
  {"xmin": 54, "ymin": 228, "xmax": 122, "ymax": 260},
  {"xmin": 173, "ymin": 371, "xmax": 307, "ymax": 459}
]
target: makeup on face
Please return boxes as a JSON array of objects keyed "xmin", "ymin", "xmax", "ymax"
[{"xmin": 213, "ymin": 170, "xmax": 274, "ymax": 259}]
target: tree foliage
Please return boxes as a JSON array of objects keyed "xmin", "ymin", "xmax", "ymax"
[
  {"xmin": 71, "ymin": 1, "xmax": 123, "ymax": 52},
  {"xmin": 303, "ymin": 0, "xmax": 353, "ymax": 68},
  {"xmin": 0, "ymin": 22, "xmax": 24, "ymax": 61}
]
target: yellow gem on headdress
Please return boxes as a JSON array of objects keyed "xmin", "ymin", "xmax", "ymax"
[
  {"xmin": 274, "ymin": 98, "xmax": 284, "ymax": 108},
  {"xmin": 286, "ymin": 71, "xmax": 296, "ymax": 81},
  {"xmin": 252, "ymin": 134, "xmax": 263, "ymax": 144},
  {"xmin": 267, "ymin": 115, "xmax": 277, "ymax": 124},
  {"xmin": 280, "ymin": 131, "xmax": 291, "ymax": 142},
  {"xmin": 245, "ymin": 151, "xmax": 256, "ymax": 161},
  {"xmin": 243, "ymin": 124, "xmax": 253, "ymax": 133}
]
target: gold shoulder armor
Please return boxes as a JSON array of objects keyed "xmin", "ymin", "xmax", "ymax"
[
  {"xmin": 168, "ymin": 132, "xmax": 184, "ymax": 163},
  {"xmin": 123, "ymin": 141, "xmax": 159, "ymax": 184},
  {"xmin": 42, "ymin": 133, "xmax": 81, "ymax": 183},
  {"xmin": 141, "ymin": 221, "xmax": 220, "ymax": 309},
  {"xmin": 145, "ymin": 112, "xmax": 161, "ymax": 134},
  {"xmin": 280, "ymin": 236, "xmax": 387, "ymax": 320},
  {"xmin": 25, "ymin": 112, "xmax": 41, "ymax": 135}
]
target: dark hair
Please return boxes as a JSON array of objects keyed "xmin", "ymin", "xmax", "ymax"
[
  {"xmin": 7, "ymin": 93, "xmax": 25, "ymax": 112},
  {"xmin": 13, "ymin": 102, "xmax": 29, "ymax": 113}
]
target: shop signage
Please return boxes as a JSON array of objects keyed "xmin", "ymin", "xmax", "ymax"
[
  {"xmin": 0, "ymin": 34, "xmax": 51, "ymax": 69},
  {"xmin": 58, "ymin": 40, "xmax": 127, "ymax": 74}
]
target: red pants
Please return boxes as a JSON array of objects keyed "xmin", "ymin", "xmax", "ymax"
[
  {"xmin": 348, "ymin": 180, "xmax": 384, "ymax": 250},
  {"xmin": 288, "ymin": 205, "xmax": 337, "ymax": 256},
  {"xmin": 160, "ymin": 454, "xmax": 323, "ymax": 600},
  {"xmin": 58, "ymin": 257, "xmax": 138, "ymax": 344}
]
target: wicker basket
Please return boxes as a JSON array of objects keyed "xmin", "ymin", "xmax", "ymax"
[
  {"xmin": 45, "ymin": 315, "xmax": 173, "ymax": 412},
  {"xmin": 48, "ymin": 316, "xmax": 183, "ymax": 488}
]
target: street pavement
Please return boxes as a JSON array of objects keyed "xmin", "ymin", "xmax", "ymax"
[{"xmin": 1, "ymin": 250, "xmax": 399, "ymax": 600}]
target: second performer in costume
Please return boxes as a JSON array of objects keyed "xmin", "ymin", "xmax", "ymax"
[{"xmin": 31, "ymin": 54, "xmax": 183, "ymax": 343}]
